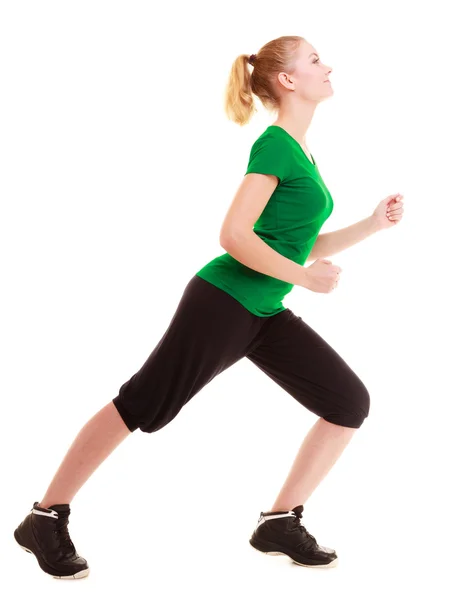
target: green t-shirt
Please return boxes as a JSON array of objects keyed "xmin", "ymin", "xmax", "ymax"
[{"xmin": 195, "ymin": 125, "xmax": 334, "ymax": 317}]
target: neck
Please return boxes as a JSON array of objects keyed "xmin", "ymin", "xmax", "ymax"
[{"xmin": 272, "ymin": 98, "xmax": 317, "ymax": 145}]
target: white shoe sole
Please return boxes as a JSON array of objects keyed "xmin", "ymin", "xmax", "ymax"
[{"xmin": 252, "ymin": 545, "xmax": 339, "ymax": 568}]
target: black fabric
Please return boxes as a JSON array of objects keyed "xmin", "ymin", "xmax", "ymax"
[{"xmin": 112, "ymin": 274, "xmax": 370, "ymax": 434}]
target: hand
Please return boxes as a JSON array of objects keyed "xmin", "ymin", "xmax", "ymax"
[
  {"xmin": 303, "ymin": 259, "xmax": 342, "ymax": 294},
  {"xmin": 372, "ymin": 193, "xmax": 404, "ymax": 231}
]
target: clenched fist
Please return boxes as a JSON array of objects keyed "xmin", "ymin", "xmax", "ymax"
[{"xmin": 303, "ymin": 259, "xmax": 342, "ymax": 294}]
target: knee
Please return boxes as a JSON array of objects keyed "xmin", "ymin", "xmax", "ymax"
[
  {"xmin": 348, "ymin": 380, "xmax": 371, "ymax": 428},
  {"xmin": 324, "ymin": 380, "xmax": 370, "ymax": 429}
]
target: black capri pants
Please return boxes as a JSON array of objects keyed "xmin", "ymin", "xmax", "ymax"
[{"xmin": 112, "ymin": 275, "xmax": 370, "ymax": 434}]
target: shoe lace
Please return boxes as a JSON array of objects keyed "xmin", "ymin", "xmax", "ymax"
[
  {"xmin": 53, "ymin": 513, "xmax": 76, "ymax": 557},
  {"xmin": 292, "ymin": 514, "xmax": 318, "ymax": 550}
]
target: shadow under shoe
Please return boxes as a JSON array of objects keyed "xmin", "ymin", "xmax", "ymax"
[
  {"xmin": 14, "ymin": 501, "xmax": 90, "ymax": 579},
  {"xmin": 249, "ymin": 504, "xmax": 338, "ymax": 568}
]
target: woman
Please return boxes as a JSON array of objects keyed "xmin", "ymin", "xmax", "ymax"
[{"xmin": 14, "ymin": 35, "xmax": 404, "ymax": 578}]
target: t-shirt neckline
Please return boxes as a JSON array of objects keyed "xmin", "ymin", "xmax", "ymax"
[{"xmin": 267, "ymin": 125, "xmax": 317, "ymax": 167}]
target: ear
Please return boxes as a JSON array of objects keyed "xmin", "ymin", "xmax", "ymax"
[{"xmin": 277, "ymin": 72, "xmax": 295, "ymax": 91}]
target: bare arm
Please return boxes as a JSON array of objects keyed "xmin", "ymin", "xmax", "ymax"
[
  {"xmin": 308, "ymin": 216, "xmax": 380, "ymax": 261},
  {"xmin": 219, "ymin": 173, "xmax": 308, "ymax": 287},
  {"xmin": 221, "ymin": 231, "xmax": 308, "ymax": 287}
]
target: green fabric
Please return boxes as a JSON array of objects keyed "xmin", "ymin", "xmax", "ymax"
[{"xmin": 195, "ymin": 125, "xmax": 334, "ymax": 317}]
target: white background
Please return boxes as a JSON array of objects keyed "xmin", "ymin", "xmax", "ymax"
[{"xmin": 1, "ymin": 0, "xmax": 449, "ymax": 597}]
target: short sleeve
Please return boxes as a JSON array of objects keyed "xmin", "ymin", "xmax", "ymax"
[{"xmin": 244, "ymin": 134, "xmax": 291, "ymax": 183}]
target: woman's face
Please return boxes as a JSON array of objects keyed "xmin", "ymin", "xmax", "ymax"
[{"xmin": 278, "ymin": 40, "xmax": 333, "ymax": 102}]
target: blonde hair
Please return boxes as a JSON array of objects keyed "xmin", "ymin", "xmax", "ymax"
[{"xmin": 224, "ymin": 35, "xmax": 304, "ymax": 126}]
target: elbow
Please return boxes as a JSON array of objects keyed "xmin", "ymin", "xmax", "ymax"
[
  {"xmin": 220, "ymin": 235, "xmax": 237, "ymax": 252},
  {"xmin": 220, "ymin": 228, "xmax": 248, "ymax": 249},
  {"xmin": 219, "ymin": 231, "xmax": 231, "ymax": 249},
  {"xmin": 219, "ymin": 224, "xmax": 231, "ymax": 248}
]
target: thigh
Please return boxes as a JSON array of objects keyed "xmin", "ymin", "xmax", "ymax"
[
  {"xmin": 245, "ymin": 308, "xmax": 370, "ymax": 428},
  {"xmin": 113, "ymin": 275, "xmax": 266, "ymax": 433}
]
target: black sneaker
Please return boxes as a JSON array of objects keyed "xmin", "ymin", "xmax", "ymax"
[
  {"xmin": 249, "ymin": 504, "xmax": 338, "ymax": 568},
  {"xmin": 14, "ymin": 501, "xmax": 90, "ymax": 579}
]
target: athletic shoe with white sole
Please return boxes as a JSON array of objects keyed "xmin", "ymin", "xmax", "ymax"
[
  {"xmin": 14, "ymin": 501, "xmax": 90, "ymax": 579},
  {"xmin": 249, "ymin": 504, "xmax": 338, "ymax": 568}
]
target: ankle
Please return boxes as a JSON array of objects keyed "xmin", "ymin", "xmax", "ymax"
[{"xmin": 38, "ymin": 500, "xmax": 69, "ymax": 509}]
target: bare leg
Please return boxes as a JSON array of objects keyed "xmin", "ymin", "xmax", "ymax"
[
  {"xmin": 38, "ymin": 401, "xmax": 131, "ymax": 508},
  {"xmin": 270, "ymin": 417, "xmax": 357, "ymax": 511}
]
